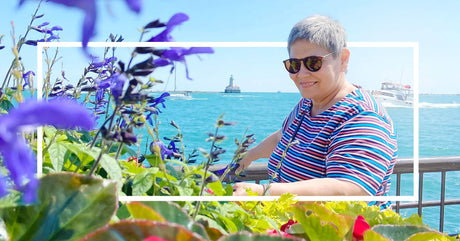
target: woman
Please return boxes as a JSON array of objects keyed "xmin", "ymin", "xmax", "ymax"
[{"xmin": 233, "ymin": 15, "xmax": 397, "ymax": 203}]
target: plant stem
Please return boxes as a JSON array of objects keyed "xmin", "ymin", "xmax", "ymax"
[
  {"xmin": 193, "ymin": 126, "xmax": 220, "ymax": 220},
  {"xmin": 88, "ymin": 144, "xmax": 106, "ymax": 176},
  {"xmin": 2, "ymin": 0, "xmax": 44, "ymax": 89}
]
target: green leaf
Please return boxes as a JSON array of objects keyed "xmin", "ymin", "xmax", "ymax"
[
  {"xmin": 405, "ymin": 232, "xmax": 455, "ymax": 241},
  {"xmin": 205, "ymin": 182, "xmax": 225, "ymax": 196},
  {"xmin": 132, "ymin": 168, "xmax": 159, "ymax": 196},
  {"xmin": 43, "ymin": 126, "xmax": 58, "ymax": 138},
  {"xmin": 61, "ymin": 143, "xmax": 123, "ymax": 188},
  {"xmin": 81, "ymin": 220, "xmax": 206, "ymax": 241},
  {"xmin": 0, "ymin": 98, "xmax": 14, "ymax": 111},
  {"xmin": 363, "ymin": 229, "xmax": 392, "ymax": 240},
  {"xmin": 0, "ymin": 173, "xmax": 118, "ymax": 241},
  {"xmin": 0, "ymin": 191, "xmax": 21, "ymax": 209},
  {"xmin": 293, "ymin": 203, "xmax": 354, "ymax": 237},
  {"xmin": 218, "ymin": 231, "xmax": 302, "ymax": 241},
  {"xmin": 291, "ymin": 205, "xmax": 343, "ymax": 241},
  {"xmin": 141, "ymin": 201, "xmax": 210, "ymax": 240},
  {"xmin": 195, "ymin": 215, "xmax": 227, "ymax": 236},
  {"xmin": 47, "ymin": 142, "xmax": 67, "ymax": 172},
  {"xmin": 126, "ymin": 202, "xmax": 166, "ymax": 222},
  {"xmin": 372, "ymin": 225, "xmax": 437, "ymax": 241}
]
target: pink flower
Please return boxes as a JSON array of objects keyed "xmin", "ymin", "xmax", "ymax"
[
  {"xmin": 144, "ymin": 236, "xmax": 168, "ymax": 241},
  {"xmin": 265, "ymin": 229, "xmax": 292, "ymax": 238}
]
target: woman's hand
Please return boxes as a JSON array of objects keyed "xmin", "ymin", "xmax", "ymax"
[
  {"xmin": 232, "ymin": 182, "xmax": 264, "ymax": 196},
  {"xmin": 235, "ymin": 129, "xmax": 283, "ymax": 174},
  {"xmin": 235, "ymin": 156, "xmax": 252, "ymax": 174}
]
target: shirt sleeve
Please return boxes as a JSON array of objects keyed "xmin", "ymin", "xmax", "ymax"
[{"xmin": 325, "ymin": 111, "xmax": 397, "ymax": 195}]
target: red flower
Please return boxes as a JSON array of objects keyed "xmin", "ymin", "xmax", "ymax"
[
  {"xmin": 265, "ymin": 219, "xmax": 297, "ymax": 238},
  {"xmin": 205, "ymin": 188, "xmax": 215, "ymax": 195},
  {"xmin": 265, "ymin": 229, "xmax": 292, "ymax": 238},
  {"xmin": 352, "ymin": 215, "xmax": 370, "ymax": 241},
  {"xmin": 280, "ymin": 219, "xmax": 297, "ymax": 232},
  {"xmin": 127, "ymin": 156, "xmax": 138, "ymax": 162}
]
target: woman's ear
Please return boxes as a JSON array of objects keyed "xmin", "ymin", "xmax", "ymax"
[{"xmin": 340, "ymin": 48, "xmax": 350, "ymax": 72}]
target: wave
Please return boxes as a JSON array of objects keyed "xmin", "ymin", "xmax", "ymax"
[
  {"xmin": 419, "ymin": 102, "xmax": 460, "ymax": 108},
  {"xmin": 221, "ymin": 94, "xmax": 258, "ymax": 98},
  {"xmin": 383, "ymin": 102, "xmax": 460, "ymax": 108}
]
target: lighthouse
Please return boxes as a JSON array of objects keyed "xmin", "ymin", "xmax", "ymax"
[{"xmin": 224, "ymin": 75, "xmax": 241, "ymax": 93}]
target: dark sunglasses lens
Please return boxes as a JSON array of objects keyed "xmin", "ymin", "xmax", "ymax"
[
  {"xmin": 304, "ymin": 56, "xmax": 322, "ymax": 72},
  {"xmin": 284, "ymin": 59, "xmax": 301, "ymax": 73}
]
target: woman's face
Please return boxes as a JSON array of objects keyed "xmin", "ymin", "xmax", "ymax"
[{"xmin": 288, "ymin": 39, "xmax": 349, "ymax": 102}]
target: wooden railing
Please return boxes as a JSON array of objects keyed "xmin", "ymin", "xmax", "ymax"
[{"xmin": 209, "ymin": 156, "xmax": 460, "ymax": 233}]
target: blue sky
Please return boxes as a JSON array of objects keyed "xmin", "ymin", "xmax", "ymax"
[{"xmin": 1, "ymin": 0, "xmax": 459, "ymax": 94}]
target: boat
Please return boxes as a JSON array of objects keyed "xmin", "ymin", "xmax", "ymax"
[
  {"xmin": 370, "ymin": 82, "xmax": 413, "ymax": 107},
  {"xmin": 165, "ymin": 63, "xmax": 193, "ymax": 100},
  {"xmin": 168, "ymin": 91, "xmax": 192, "ymax": 100},
  {"xmin": 224, "ymin": 75, "xmax": 241, "ymax": 93}
]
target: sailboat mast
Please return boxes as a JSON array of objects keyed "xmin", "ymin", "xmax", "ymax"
[{"xmin": 174, "ymin": 62, "xmax": 177, "ymax": 92}]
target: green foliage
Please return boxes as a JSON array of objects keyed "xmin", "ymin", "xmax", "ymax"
[
  {"xmin": 81, "ymin": 220, "xmax": 207, "ymax": 241},
  {"xmin": 371, "ymin": 225, "xmax": 454, "ymax": 241},
  {"xmin": 261, "ymin": 193, "xmax": 297, "ymax": 225},
  {"xmin": 218, "ymin": 232, "xmax": 302, "ymax": 241},
  {"xmin": 0, "ymin": 97, "xmax": 14, "ymax": 112},
  {"xmin": 0, "ymin": 173, "xmax": 117, "ymax": 241},
  {"xmin": 323, "ymin": 201, "xmax": 425, "ymax": 227},
  {"xmin": 290, "ymin": 203, "xmax": 353, "ymax": 241}
]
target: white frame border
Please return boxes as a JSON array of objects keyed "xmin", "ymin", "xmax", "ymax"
[{"xmin": 36, "ymin": 41, "xmax": 419, "ymax": 202}]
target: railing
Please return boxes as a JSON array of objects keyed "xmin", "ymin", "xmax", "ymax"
[{"xmin": 210, "ymin": 156, "xmax": 460, "ymax": 233}]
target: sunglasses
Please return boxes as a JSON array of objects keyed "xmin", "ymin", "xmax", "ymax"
[{"xmin": 283, "ymin": 52, "xmax": 335, "ymax": 74}]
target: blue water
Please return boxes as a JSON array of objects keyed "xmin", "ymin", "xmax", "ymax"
[{"xmin": 137, "ymin": 92, "xmax": 460, "ymax": 234}]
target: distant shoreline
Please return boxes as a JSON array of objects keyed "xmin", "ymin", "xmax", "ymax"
[{"xmin": 147, "ymin": 90, "xmax": 460, "ymax": 95}]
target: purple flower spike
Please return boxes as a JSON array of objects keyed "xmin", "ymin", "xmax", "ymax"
[
  {"xmin": 150, "ymin": 141, "xmax": 174, "ymax": 160},
  {"xmin": 20, "ymin": 0, "xmax": 97, "ymax": 53},
  {"xmin": 148, "ymin": 13, "xmax": 189, "ymax": 42},
  {"xmin": 37, "ymin": 22, "xmax": 50, "ymax": 28},
  {"xmin": 22, "ymin": 71, "xmax": 35, "ymax": 88},
  {"xmin": 0, "ymin": 99, "xmax": 96, "ymax": 203},
  {"xmin": 109, "ymin": 73, "xmax": 127, "ymax": 103}
]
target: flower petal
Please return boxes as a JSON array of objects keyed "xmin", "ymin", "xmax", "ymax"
[{"xmin": 124, "ymin": 0, "xmax": 142, "ymax": 14}]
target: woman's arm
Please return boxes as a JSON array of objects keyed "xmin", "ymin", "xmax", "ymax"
[
  {"xmin": 233, "ymin": 178, "xmax": 369, "ymax": 196},
  {"xmin": 235, "ymin": 129, "xmax": 283, "ymax": 173}
]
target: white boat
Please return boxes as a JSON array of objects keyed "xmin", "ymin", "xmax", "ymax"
[
  {"xmin": 165, "ymin": 63, "xmax": 192, "ymax": 100},
  {"xmin": 168, "ymin": 91, "xmax": 192, "ymax": 100},
  {"xmin": 371, "ymin": 82, "xmax": 413, "ymax": 107}
]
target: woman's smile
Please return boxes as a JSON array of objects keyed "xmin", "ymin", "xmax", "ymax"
[{"xmin": 299, "ymin": 81, "xmax": 318, "ymax": 88}]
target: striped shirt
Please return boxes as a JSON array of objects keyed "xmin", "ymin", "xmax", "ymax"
[{"xmin": 268, "ymin": 88, "xmax": 397, "ymax": 201}]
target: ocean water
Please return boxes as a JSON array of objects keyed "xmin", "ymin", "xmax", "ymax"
[{"xmin": 138, "ymin": 92, "xmax": 460, "ymax": 234}]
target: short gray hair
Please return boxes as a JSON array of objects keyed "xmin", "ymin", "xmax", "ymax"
[{"xmin": 287, "ymin": 15, "xmax": 347, "ymax": 58}]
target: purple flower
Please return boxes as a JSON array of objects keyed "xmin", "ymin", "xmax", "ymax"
[
  {"xmin": 153, "ymin": 58, "xmax": 170, "ymax": 67},
  {"xmin": 124, "ymin": 0, "xmax": 142, "ymax": 14},
  {"xmin": 149, "ymin": 92, "xmax": 170, "ymax": 109},
  {"xmin": 90, "ymin": 56, "xmax": 117, "ymax": 69},
  {"xmin": 32, "ymin": 24, "xmax": 63, "ymax": 35},
  {"xmin": 0, "ymin": 99, "xmax": 95, "ymax": 203},
  {"xmin": 94, "ymin": 73, "xmax": 127, "ymax": 103},
  {"xmin": 148, "ymin": 13, "xmax": 189, "ymax": 42},
  {"xmin": 110, "ymin": 73, "xmax": 127, "ymax": 103},
  {"xmin": 146, "ymin": 92, "xmax": 169, "ymax": 126},
  {"xmin": 20, "ymin": 0, "xmax": 141, "ymax": 54},
  {"xmin": 161, "ymin": 47, "xmax": 214, "ymax": 80},
  {"xmin": 22, "ymin": 71, "xmax": 35, "ymax": 88},
  {"xmin": 150, "ymin": 141, "xmax": 174, "ymax": 160}
]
